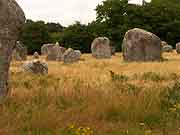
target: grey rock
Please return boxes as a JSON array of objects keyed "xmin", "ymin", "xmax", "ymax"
[
  {"xmin": 161, "ymin": 41, "xmax": 168, "ymax": 47},
  {"xmin": 91, "ymin": 37, "xmax": 111, "ymax": 59},
  {"xmin": 0, "ymin": 0, "xmax": 25, "ymax": 99},
  {"xmin": 23, "ymin": 60, "xmax": 48, "ymax": 75},
  {"xmin": 62, "ymin": 48, "xmax": 81, "ymax": 63},
  {"xmin": 162, "ymin": 45, "xmax": 173, "ymax": 53},
  {"xmin": 12, "ymin": 41, "xmax": 27, "ymax": 61},
  {"xmin": 46, "ymin": 44, "xmax": 66, "ymax": 61},
  {"xmin": 33, "ymin": 52, "xmax": 39, "ymax": 59},
  {"xmin": 56, "ymin": 46, "xmax": 66, "ymax": 61},
  {"xmin": 122, "ymin": 28, "xmax": 162, "ymax": 62},
  {"xmin": 46, "ymin": 44, "xmax": 60, "ymax": 61},
  {"xmin": 41, "ymin": 44, "xmax": 54, "ymax": 55}
]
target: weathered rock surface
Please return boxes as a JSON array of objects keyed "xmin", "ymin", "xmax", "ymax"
[
  {"xmin": 91, "ymin": 37, "xmax": 111, "ymax": 59},
  {"xmin": 161, "ymin": 41, "xmax": 168, "ymax": 47},
  {"xmin": 56, "ymin": 46, "xmax": 66, "ymax": 61},
  {"xmin": 0, "ymin": 0, "xmax": 25, "ymax": 99},
  {"xmin": 62, "ymin": 48, "xmax": 81, "ymax": 63},
  {"xmin": 162, "ymin": 45, "xmax": 173, "ymax": 53},
  {"xmin": 176, "ymin": 42, "xmax": 180, "ymax": 54},
  {"xmin": 33, "ymin": 52, "xmax": 39, "ymax": 59},
  {"xmin": 12, "ymin": 41, "xmax": 27, "ymax": 61},
  {"xmin": 122, "ymin": 28, "xmax": 162, "ymax": 62},
  {"xmin": 41, "ymin": 44, "xmax": 54, "ymax": 55},
  {"xmin": 23, "ymin": 60, "xmax": 48, "ymax": 75},
  {"xmin": 46, "ymin": 44, "xmax": 66, "ymax": 61}
]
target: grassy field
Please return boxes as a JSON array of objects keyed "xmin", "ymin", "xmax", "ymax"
[{"xmin": 1, "ymin": 51, "xmax": 180, "ymax": 135}]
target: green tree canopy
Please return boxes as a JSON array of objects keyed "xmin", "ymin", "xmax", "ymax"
[
  {"xmin": 20, "ymin": 20, "xmax": 50, "ymax": 54},
  {"xmin": 95, "ymin": 0, "xmax": 180, "ymax": 50},
  {"xmin": 19, "ymin": 0, "xmax": 180, "ymax": 53}
]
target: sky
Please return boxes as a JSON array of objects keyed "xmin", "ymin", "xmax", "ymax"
[{"xmin": 16, "ymin": 0, "xmax": 151, "ymax": 26}]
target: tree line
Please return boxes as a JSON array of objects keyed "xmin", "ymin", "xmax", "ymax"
[{"xmin": 19, "ymin": 0, "xmax": 180, "ymax": 54}]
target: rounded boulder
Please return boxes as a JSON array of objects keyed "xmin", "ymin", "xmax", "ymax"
[{"xmin": 122, "ymin": 28, "xmax": 162, "ymax": 62}]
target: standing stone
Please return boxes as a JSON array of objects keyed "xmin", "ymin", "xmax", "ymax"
[
  {"xmin": 12, "ymin": 41, "xmax": 27, "ymax": 61},
  {"xmin": 23, "ymin": 60, "xmax": 48, "ymax": 75},
  {"xmin": 62, "ymin": 48, "xmax": 81, "ymax": 63},
  {"xmin": 33, "ymin": 52, "xmax": 39, "ymax": 59},
  {"xmin": 122, "ymin": 28, "xmax": 162, "ymax": 62},
  {"xmin": 56, "ymin": 46, "xmax": 66, "ymax": 61},
  {"xmin": 162, "ymin": 45, "xmax": 173, "ymax": 53},
  {"xmin": 0, "ymin": 0, "xmax": 25, "ymax": 99},
  {"xmin": 46, "ymin": 44, "xmax": 66, "ymax": 61},
  {"xmin": 91, "ymin": 37, "xmax": 111, "ymax": 59},
  {"xmin": 161, "ymin": 41, "xmax": 168, "ymax": 47},
  {"xmin": 176, "ymin": 42, "xmax": 180, "ymax": 54},
  {"xmin": 46, "ymin": 44, "xmax": 60, "ymax": 61},
  {"xmin": 41, "ymin": 44, "xmax": 54, "ymax": 55}
]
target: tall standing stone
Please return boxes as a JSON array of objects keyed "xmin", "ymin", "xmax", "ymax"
[
  {"xmin": 0, "ymin": 0, "xmax": 25, "ymax": 100},
  {"xmin": 122, "ymin": 28, "xmax": 162, "ymax": 62}
]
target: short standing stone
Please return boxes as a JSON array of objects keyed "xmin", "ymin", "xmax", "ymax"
[
  {"xmin": 122, "ymin": 28, "xmax": 162, "ymax": 62},
  {"xmin": 41, "ymin": 44, "xmax": 54, "ymax": 55},
  {"xmin": 46, "ymin": 44, "xmax": 60, "ymax": 61},
  {"xmin": 161, "ymin": 41, "xmax": 168, "ymax": 47},
  {"xmin": 23, "ymin": 60, "xmax": 48, "ymax": 75},
  {"xmin": 33, "ymin": 52, "xmax": 39, "ymax": 59},
  {"xmin": 46, "ymin": 44, "xmax": 66, "ymax": 61},
  {"xmin": 91, "ymin": 37, "xmax": 111, "ymax": 59},
  {"xmin": 176, "ymin": 42, "xmax": 180, "ymax": 54},
  {"xmin": 62, "ymin": 48, "xmax": 81, "ymax": 63},
  {"xmin": 162, "ymin": 45, "xmax": 173, "ymax": 53},
  {"xmin": 56, "ymin": 46, "xmax": 66, "ymax": 61}
]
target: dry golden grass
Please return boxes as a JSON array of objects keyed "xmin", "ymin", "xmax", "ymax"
[
  {"xmin": 1, "ymin": 51, "xmax": 180, "ymax": 135},
  {"xmin": 11, "ymin": 51, "xmax": 180, "ymax": 79}
]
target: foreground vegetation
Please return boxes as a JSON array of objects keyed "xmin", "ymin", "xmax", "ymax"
[{"xmin": 1, "ymin": 52, "xmax": 180, "ymax": 135}]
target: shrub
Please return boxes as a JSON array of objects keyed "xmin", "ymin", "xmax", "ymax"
[
  {"xmin": 109, "ymin": 71, "xmax": 129, "ymax": 82},
  {"xmin": 141, "ymin": 72, "xmax": 165, "ymax": 82}
]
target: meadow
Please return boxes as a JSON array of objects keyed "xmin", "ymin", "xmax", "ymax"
[{"xmin": 1, "ymin": 52, "xmax": 180, "ymax": 135}]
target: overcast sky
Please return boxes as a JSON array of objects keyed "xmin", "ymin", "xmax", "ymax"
[{"xmin": 16, "ymin": 0, "xmax": 150, "ymax": 26}]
